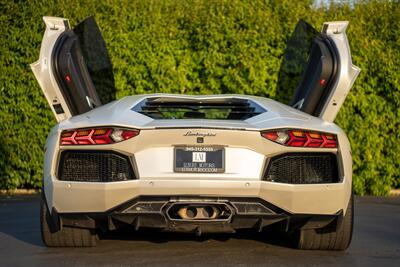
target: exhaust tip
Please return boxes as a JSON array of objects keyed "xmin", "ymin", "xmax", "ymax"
[
  {"xmin": 201, "ymin": 206, "xmax": 220, "ymax": 219},
  {"xmin": 178, "ymin": 206, "xmax": 198, "ymax": 219}
]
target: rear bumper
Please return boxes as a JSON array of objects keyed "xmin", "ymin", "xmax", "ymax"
[
  {"xmin": 54, "ymin": 195, "xmax": 344, "ymax": 234},
  {"xmin": 45, "ymin": 176, "xmax": 351, "ymax": 216}
]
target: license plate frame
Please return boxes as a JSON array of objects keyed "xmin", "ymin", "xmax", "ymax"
[{"xmin": 174, "ymin": 146, "xmax": 225, "ymax": 173}]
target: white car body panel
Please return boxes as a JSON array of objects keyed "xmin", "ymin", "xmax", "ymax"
[{"xmin": 32, "ymin": 17, "xmax": 358, "ymax": 240}]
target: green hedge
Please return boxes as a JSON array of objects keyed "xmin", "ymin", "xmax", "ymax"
[{"xmin": 0, "ymin": 0, "xmax": 398, "ymax": 195}]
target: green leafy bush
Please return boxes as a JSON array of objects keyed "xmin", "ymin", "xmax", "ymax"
[{"xmin": 0, "ymin": 0, "xmax": 398, "ymax": 195}]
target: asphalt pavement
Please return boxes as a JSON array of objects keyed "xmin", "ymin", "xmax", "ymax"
[{"xmin": 0, "ymin": 195, "xmax": 399, "ymax": 267}]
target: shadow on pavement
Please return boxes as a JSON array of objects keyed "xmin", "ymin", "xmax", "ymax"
[
  {"xmin": 100, "ymin": 226, "xmax": 295, "ymax": 249},
  {"xmin": 0, "ymin": 194, "xmax": 43, "ymax": 247}
]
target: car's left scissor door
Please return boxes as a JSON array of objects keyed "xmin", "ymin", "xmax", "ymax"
[{"xmin": 31, "ymin": 16, "xmax": 115, "ymax": 122}]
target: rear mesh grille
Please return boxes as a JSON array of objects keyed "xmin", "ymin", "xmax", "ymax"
[
  {"xmin": 264, "ymin": 153, "xmax": 339, "ymax": 184},
  {"xmin": 58, "ymin": 151, "xmax": 135, "ymax": 182}
]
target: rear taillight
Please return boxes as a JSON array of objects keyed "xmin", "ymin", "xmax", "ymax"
[
  {"xmin": 261, "ymin": 129, "xmax": 337, "ymax": 148},
  {"xmin": 60, "ymin": 127, "xmax": 140, "ymax": 145}
]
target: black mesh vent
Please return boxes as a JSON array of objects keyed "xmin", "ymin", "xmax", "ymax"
[
  {"xmin": 131, "ymin": 97, "xmax": 266, "ymax": 120},
  {"xmin": 58, "ymin": 150, "xmax": 135, "ymax": 182},
  {"xmin": 264, "ymin": 153, "xmax": 339, "ymax": 184}
]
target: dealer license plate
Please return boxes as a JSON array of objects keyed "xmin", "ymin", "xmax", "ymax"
[{"xmin": 174, "ymin": 146, "xmax": 225, "ymax": 173}]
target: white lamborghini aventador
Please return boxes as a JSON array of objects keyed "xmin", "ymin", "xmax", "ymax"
[{"xmin": 31, "ymin": 16, "xmax": 359, "ymax": 250}]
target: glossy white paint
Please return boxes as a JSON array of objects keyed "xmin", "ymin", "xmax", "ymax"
[{"xmin": 32, "ymin": 17, "xmax": 356, "ymax": 218}]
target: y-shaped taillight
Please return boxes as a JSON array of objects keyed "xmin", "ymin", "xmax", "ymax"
[
  {"xmin": 261, "ymin": 129, "xmax": 337, "ymax": 148},
  {"xmin": 60, "ymin": 127, "xmax": 140, "ymax": 145}
]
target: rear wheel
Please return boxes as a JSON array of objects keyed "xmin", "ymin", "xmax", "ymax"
[
  {"xmin": 40, "ymin": 198, "xmax": 97, "ymax": 247},
  {"xmin": 295, "ymin": 193, "xmax": 353, "ymax": 250}
]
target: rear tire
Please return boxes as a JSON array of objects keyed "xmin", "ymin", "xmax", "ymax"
[
  {"xmin": 40, "ymin": 198, "xmax": 97, "ymax": 247},
  {"xmin": 295, "ymin": 193, "xmax": 353, "ymax": 250}
]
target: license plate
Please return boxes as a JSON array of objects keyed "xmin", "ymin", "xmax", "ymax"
[{"xmin": 174, "ymin": 146, "xmax": 225, "ymax": 173}]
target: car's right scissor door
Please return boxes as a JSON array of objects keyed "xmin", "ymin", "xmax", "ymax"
[{"xmin": 278, "ymin": 20, "xmax": 360, "ymax": 122}]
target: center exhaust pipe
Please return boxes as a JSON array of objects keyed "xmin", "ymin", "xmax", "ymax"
[
  {"xmin": 167, "ymin": 202, "xmax": 233, "ymax": 221},
  {"xmin": 177, "ymin": 206, "xmax": 220, "ymax": 220}
]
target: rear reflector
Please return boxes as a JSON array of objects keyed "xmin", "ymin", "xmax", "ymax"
[
  {"xmin": 60, "ymin": 127, "xmax": 139, "ymax": 145},
  {"xmin": 261, "ymin": 129, "xmax": 337, "ymax": 148}
]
